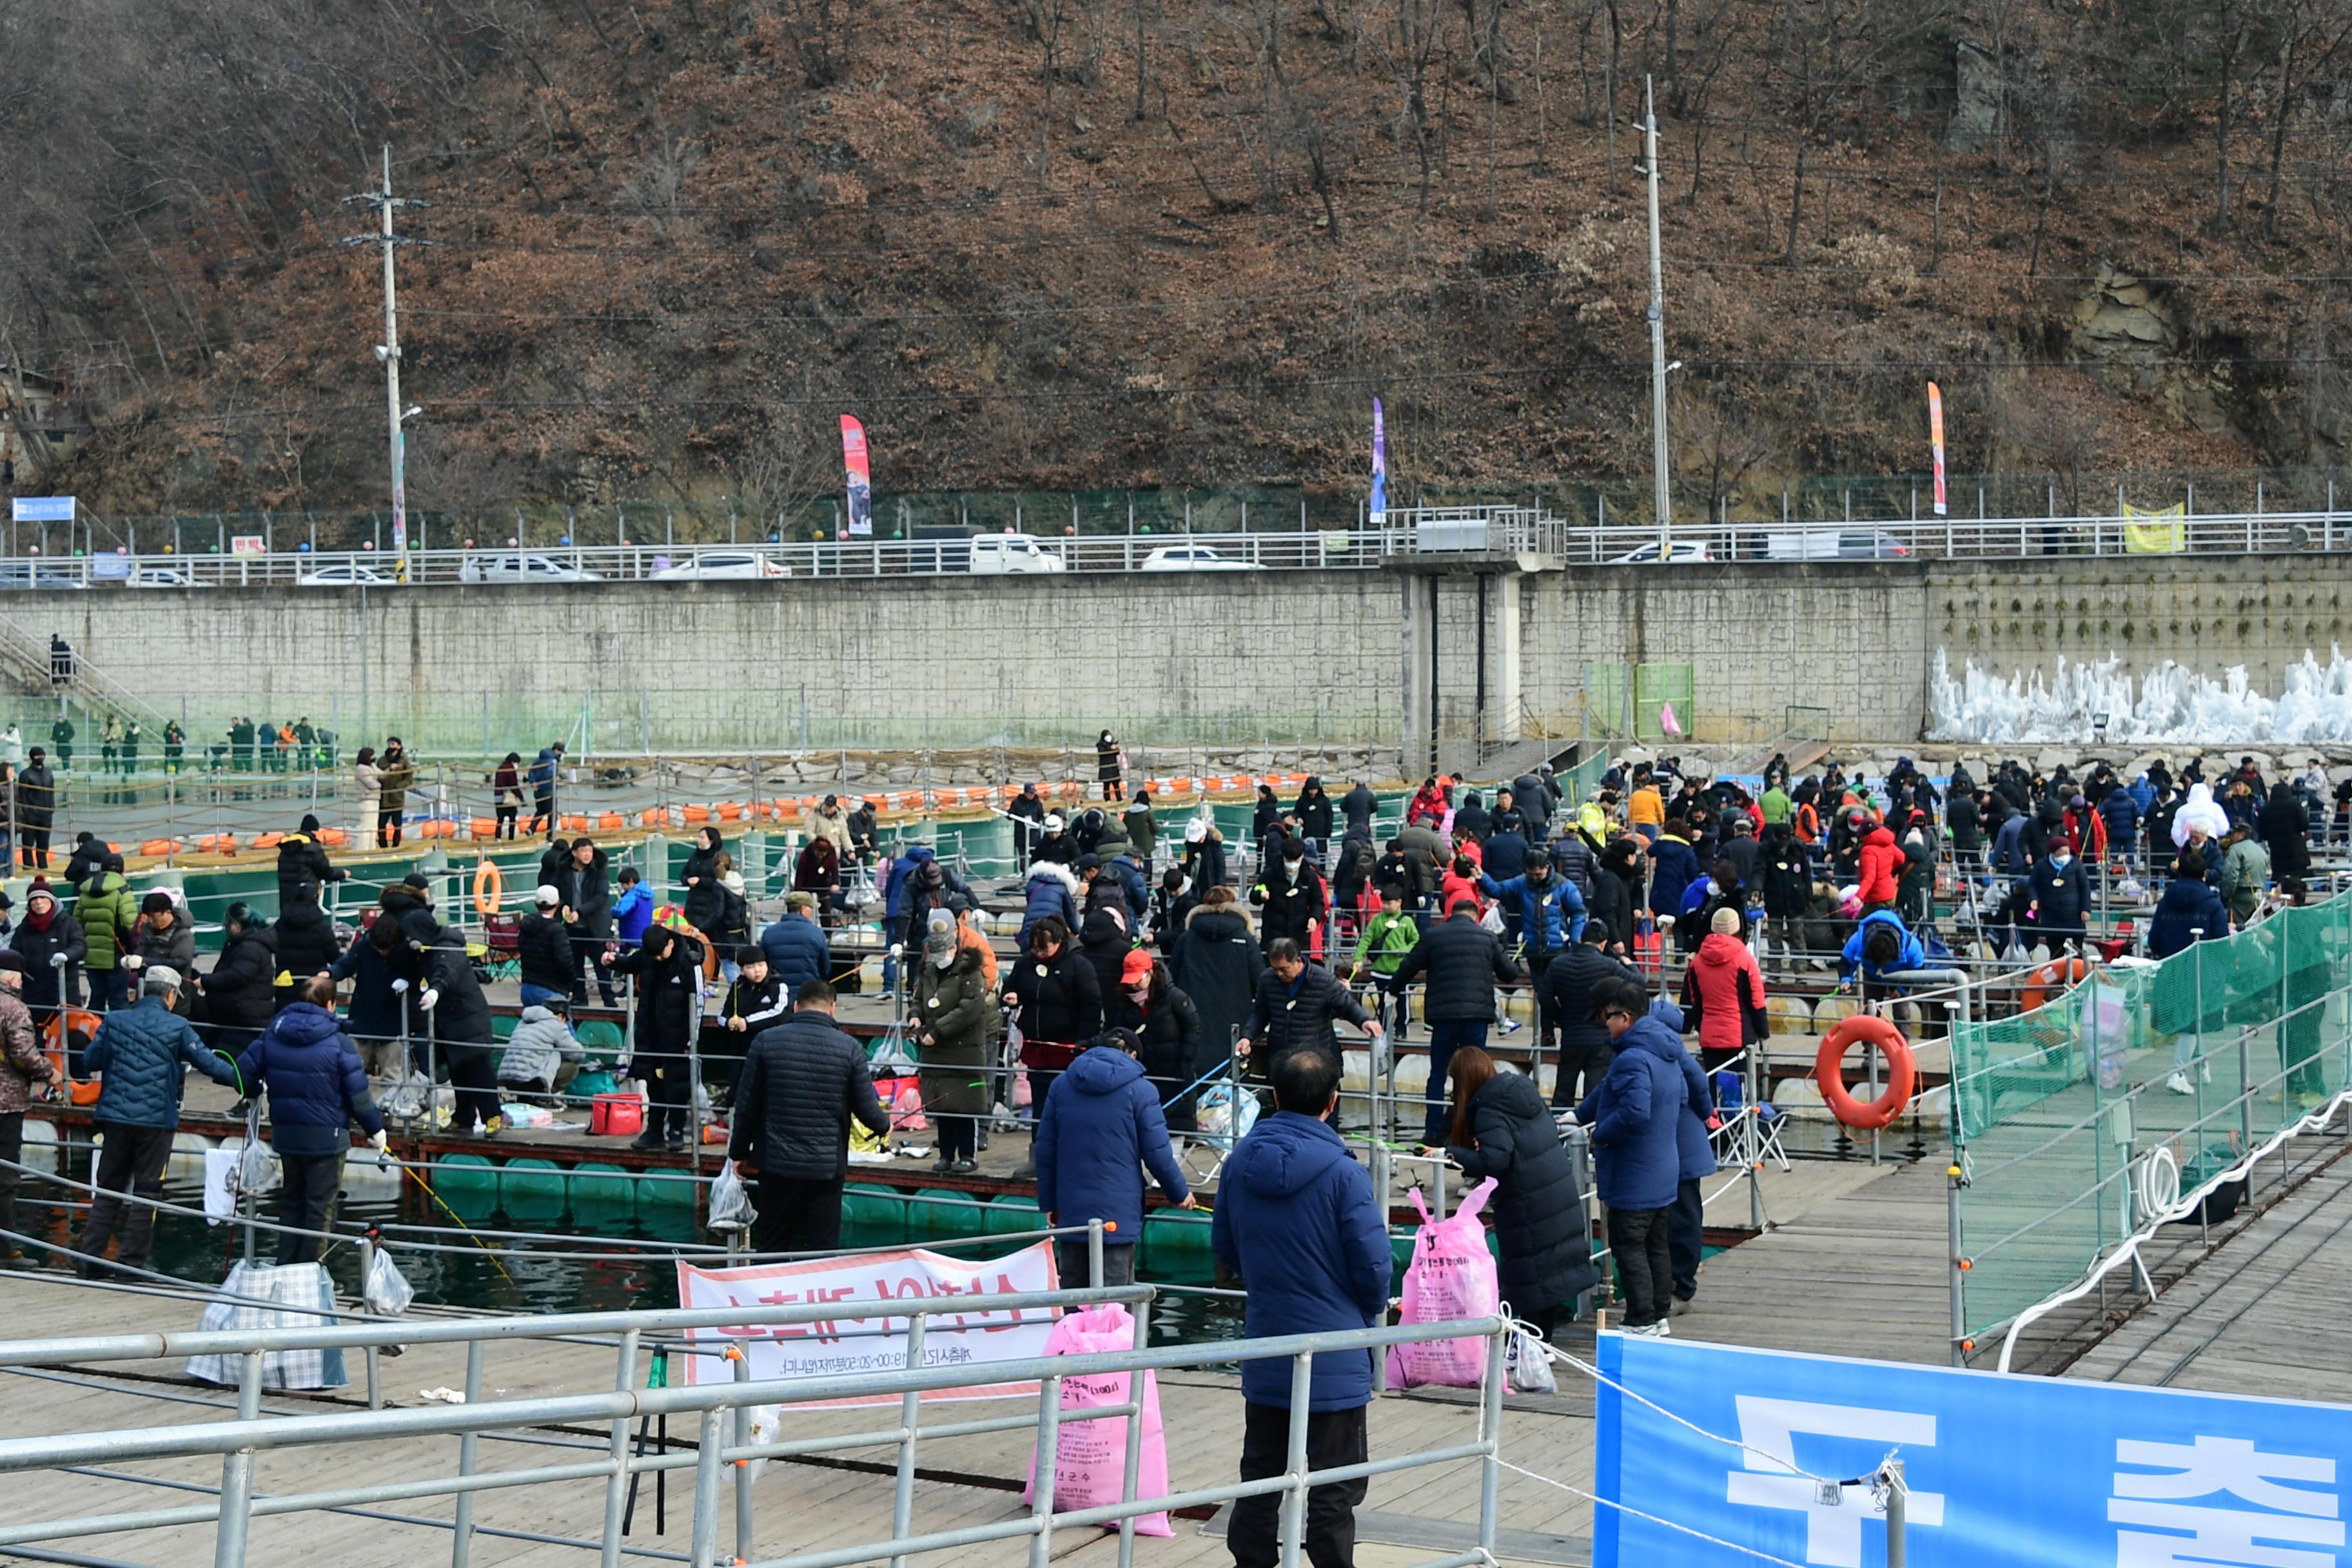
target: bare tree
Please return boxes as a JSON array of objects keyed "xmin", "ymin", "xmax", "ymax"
[{"xmin": 1008, "ymin": 0, "xmax": 1075, "ymax": 190}]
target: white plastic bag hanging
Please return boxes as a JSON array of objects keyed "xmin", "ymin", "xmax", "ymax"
[
  {"xmin": 364, "ymin": 1248, "xmax": 416, "ymax": 1316},
  {"xmin": 708, "ymin": 1163, "xmax": 757, "ymax": 1233},
  {"xmin": 1506, "ymin": 1320, "xmax": 1558, "ymax": 1394}
]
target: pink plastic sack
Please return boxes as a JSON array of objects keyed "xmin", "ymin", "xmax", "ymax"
[
  {"xmin": 1386, "ymin": 1179, "xmax": 1501, "ymax": 1389},
  {"xmin": 876, "ymin": 1076, "xmax": 929, "ymax": 1132},
  {"xmin": 1022, "ymin": 1303, "xmax": 1172, "ymax": 1534}
]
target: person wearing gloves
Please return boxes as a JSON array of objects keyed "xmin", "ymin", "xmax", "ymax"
[
  {"xmin": 0, "ymin": 951, "xmax": 61, "ymax": 1264},
  {"xmin": 329, "ymin": 908, "xmax": 419, "ymax": 1081},
  {"xmin": 517, "ymin": 885, "xmax": 575, "ymax": 1009},
  {"xmin": 912, "ymin": 911, "xmax": 993, "ymax": 1174},
  {"xmin": 498, "ymin": 995, "xmax": 585, "ymax": 1103},
  {"xmin": 612, "ymin": 922, "xmax": 705, "ymax": 1152},
  {"xmin": 232, "ymin": 974, "xmax": 387, "ymax": 1265},
  {"xmin": 1179, "ymin": 816, "xmax": 1231, "ymax": 890},
  {"xmin": 404, "ymin": 905, "xmax": 502, "ymax": 1139},
  {"xmin": 12, "ymin": 879, "xmax": 85, "ymax": 1038},
  {"xmin": 200, "ymin": 903, "xmax": 277, "ymax": 1058},
  {"xmin": 73, "ymin": 854, "xmax": 137, "ymax": 1012},
  {"xmin": 1034, "ymin": 1025, "xmax": 1194, "ymax": 1286},
  {"xmin": 77, "ymin": 965, "xmax": 240, "ymax": 1277},
  {"xmin": 1570, "ymin": 977, "xmax": 1687, "ymax": 1335}
]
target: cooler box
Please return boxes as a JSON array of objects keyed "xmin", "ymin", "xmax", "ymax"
[{"xmin": 591, "ymin": 1092, "xmax": 645, "ymax": 1137}]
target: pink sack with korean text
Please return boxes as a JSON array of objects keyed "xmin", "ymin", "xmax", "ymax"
[
  {"xmin": 1021, "ymin": 1303, "xmax": 1172, "ymax": 1535},
  {"xmin": 1385, "ymin": 1178, "xmax": 1500, "ymax": 1389}
]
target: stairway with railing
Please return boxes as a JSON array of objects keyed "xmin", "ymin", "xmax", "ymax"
[{"xmin": 0, "ymin": 607, "xmax": 169, "ymax": 729}]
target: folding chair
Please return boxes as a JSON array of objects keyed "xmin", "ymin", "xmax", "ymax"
[{"xmin": 1711, "ymin": 1067, "xmax": 1791, "ymax": 1172}]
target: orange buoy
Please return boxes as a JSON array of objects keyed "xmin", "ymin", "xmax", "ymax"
[
  {"xmin": 473, "ymin": 860, "xmax": 505, "ymax": 916},
  {"xmin": 1815, "ymin": 1015, "xmax": 1918, "ymax": 1132},
  {"xmin": 2020, "ymin": 956, "xmax": 2090, "ymax": 1014}
]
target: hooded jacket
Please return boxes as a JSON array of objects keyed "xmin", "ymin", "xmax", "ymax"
[
  {"xmin": 1447, "ymin": 1069, "xmax": 1599, "ymax": 1314},
  {"xmin": 88, "ymin": 995, "xmax": 239, "ymax": 1128},
  {"xmin": 1018, "ymin": 863, "xmax": 1083, "ymax": 950},
  {"xmin": 1294, "ymin": 780, "xmax": 1335, "ymax": 843},
  {"xmin": 1389, "ymin": 912, "xmax": 1522, "ymax": 1024},
  {"xmin": 1250, "ymin": 855, "xmax": 1327, "ymax": 948},
  {"xmin": 271, "ymin": 900, "xmax": 343, "ymax": 993},
  {"xmin": 1340, "ymin": 783, "xmax": 1378, "ymax": 837},
  {"xmin": 411, "ymin": 917, "xmax": 497, "ymax": 1058},
  {"xmin": 912, "ymin": 944, "xmax": 992, "ymax": 1117},
  {"xmin": 1034, "ymin": 1045, "xmax": 1190, "ymax": 1241},
  {"xmin": 2148, "ymin": 876, "xmax": 2231, "ymax": 958},
  {"xmin": 758, "ymin": 912, "xmax": 831, "ymax": 995},
  {"xmin": 204, "ymin": 924, "xmax": 280, "ymax": 1034},
  {"xmin": 517, "ymin": 910, "xmax": 576, "ymax": 994},
  {"xmin": 1573, "ymin": 1015, "xmax": 1685, "ymax": 1211},
  {"xmin": 1170, "ymin": 904, "xmax": 1255, "ymax": 1077},
  {"xmin": 1625, "ymin": 999, "xmax": 1718, "ymax": 1181},
  {"xmin": 613, "ymin": 928, "xmax": 703, "ymax": 1057},
  {"xmin": 1210, "ymin": 1110, "xmax": 1393, "ymax": 1410},
  {"xmin": 14, "ymin": 762, "xmax": 55, "ymax": 833},
  {"xmin": 1839, "ymin": 908, "xmax": 1927, "ymax": 982},
  {"xmin": 1680, "ymin": 931, "xmax": 1767, "ymax": 1057},
  {"xmin": 275, "ymin": 826, "xmax": 345, "ymax": 906},
  {"xmin": 234, "ymin": 1002, "xmax": 382, "ymax": 1157},
  {"xmin": 498, "ymin": 1004, "xmax": 584, "ymax": 1088},
  {"xmin": 73, "ymin": 871, "xmax": 136, "ymax": 974},
  {"xmin": 1647, "ymin": 833, "xmax": 1702, "ymax": 917},
  {"xmin": 2031, "ymin": 852, "xmax": 2092, "ymax": 931},
  {"xmin": 1479, "ymin": 868, "xmax": 1586, "ymax": 952},
  {"xmin": 1856, "ymin": 825, "xmax": 1901, "ymax": 905}
]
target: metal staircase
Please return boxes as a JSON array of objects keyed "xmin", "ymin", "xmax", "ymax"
[{"xmin": 0, "ymin": 610, "xmax": 169, "ymax": 729}]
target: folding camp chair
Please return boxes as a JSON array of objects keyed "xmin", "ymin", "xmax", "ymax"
[{"xmin": 1711, "ymin": 1066, "xmax": 1791, "ymax": 1173}]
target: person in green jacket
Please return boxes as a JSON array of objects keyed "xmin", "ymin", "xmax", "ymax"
[
  {"xmin": 1349, "ymin": 881, "xmax": 1422, "ymax": 1042},
  {"xmin": 1760, "ymin": 783, "xmax": 1793, "ymax": 827},
  {"xmin": 2220, "ymin": 821, "xmax": 2271, "ymax": 926},
  {"xmin": 74, "ymin": 854, "xmax": 137, "ymax": 1012},
  {"xmin": 1122, "ymin": 790, "xmax": 1158, "ymax": 874}
]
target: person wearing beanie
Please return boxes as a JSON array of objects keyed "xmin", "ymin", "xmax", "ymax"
[
  {"xmin": 0, "ymin": 949, "xmax": 60, "ymax": 1263},
  {"xmin": 62, "ymin": 832, "xmax": 106, "ymax": 891},
  {"xmin": 74, "ymin": 852, "xmax": 137, "ymax": 1012},
  {"xmin": 275, "ymin": 813, "xmax": 348, "ymax": 910},
  {"xmin": 911, "ymin": 909, "xmax": 991, "ymax": 1173},
  {"xmin": 1680, "ymin": 901, "xmax": 1769, "ymax": 1077},
  {"xmin": 126, "ymin": 892, "xmax": 197, "ymax": 1017},
  {"xmin": 14, "ymin": 749, "xmax": 54, "ymax": 870},
  {"xmin": 1386, "ymin": 895, "xmax": 1523, "ymax": 1147},
  {"xmin": 12, "ymin": 879, "xmax": 85, "ymax": 1036}
]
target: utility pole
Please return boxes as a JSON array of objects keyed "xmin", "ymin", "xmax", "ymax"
[
  {"xmin": 342, "ymin": 146, "xmax": 429, "ymax": 555},
  {"xmin": 1642, "ymin": 77, "xmax": 1672, "ymax": 560}
]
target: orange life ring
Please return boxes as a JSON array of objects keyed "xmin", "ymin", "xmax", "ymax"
[
  {"xmin": 473, "ymin": 860, "xmax": 504, "ymax": 916},
  {"xmin": 2020, "ymin": 956, "xmax": 2090, "ymax": 1014},
  {"xmin": 1815, "ymin": 1014, "xmax": 1917, "ymax": 1132},
  {"xmin": 44, "ymin": 1010, "xmax": 104, "ymax": 1106}
]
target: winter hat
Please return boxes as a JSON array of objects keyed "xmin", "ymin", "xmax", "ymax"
[
  {"xmin": 0, "ymin": 951, "xmax": 21, "ymax": 974},
  {"xmin": 298, "ymin": 814, "xmax": 322, "ymax": 834},
  {"xmin": 1043, "ymin": 814, "xmax": 1065, "ymax": 833},
  {"xmin": 142, "ymin": 965, "xmax": 181, "ymax": 992},
  {"xmin": 1710, "ymin": 906, "xmax": 1742, "ymax": 936},
  {"xmin": 923, "ymin": 909, "xmax": 956, "ymax": 965},
  {"xmin": 534, "ymin": 884, "xmax": 562, "ymax": 906},
  {"xmin": 1077, "ymin": 853, "xmax": 1100, "ymax": 871},
  {"xmin": 402, "ymin": 872, "xmax": 431, "ymax": 889},
  {"xmin": 25, "ymin": 878, "xmax": 50, "ymax": 902},
  {"xmin": 1121, "ymin": 948, "xmax": 1153, "ymax": 985},
  {"xmin": 1184, "ymin": 819, "xmax": 1208, "ymax": 844},
  {"xmin": 721, "ymin": 870, "xmax": 745, "ymax": 895},
  {"xmin": 141, "ymin": 891, "xmax": 174, "ymax": 916}
]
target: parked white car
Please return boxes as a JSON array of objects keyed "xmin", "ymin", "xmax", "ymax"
[
  {"xmin": 126, "ymin": 567, "xmax": 211, "ymax": 589},
  {"xmin": 1604, "ymin": 540, "xmax": 1713, "ymax": 564},
  {"xmin": 459, "ymin": 552, "xmax": 605, "ymax": 583},
  {"xmin": 649, "ymin": 551, "xmax": 790, "ymax": 581},
  {"xmin": 296, "ymin": 564, "xmax": 400, "ymax": 587},
  {"xmin": 1138, "ymin": 545, "xmax": 1262, "ymax": 573},
  {"xmin": 966, "ymin": 533, "xmax": 1065, "ymax": 575}
]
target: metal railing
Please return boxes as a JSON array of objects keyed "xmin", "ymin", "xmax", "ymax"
[
  {"xmin": 10, "ymin": 503, "xmax": 2352, "ymax": 586},
  {"xmin": 0, "ymin": 1288, "xmax": 1511, "ymax": 1568}
]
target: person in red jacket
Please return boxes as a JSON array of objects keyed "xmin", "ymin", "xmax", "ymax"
[
  {"xmin": 1856, "ymin": 821, "xmax": 1901, "ymax": 910},
  {"xmin": 1678, "ymin": 906, "xmax": 1769, "ymax": 1075}
]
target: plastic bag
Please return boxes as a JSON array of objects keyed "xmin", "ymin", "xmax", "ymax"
[
  {"xmin": 364, "ymin": 1247, "xmax": 416, "ymax": 1316},
  {"xmin": 876, "ymin": 1076, "xmax": 928, "ymax": 1132},
  {"xmin": 1386, "ymin": 1179, "xmax": 1501, "ymax": 1389},
  {"xmin": 868, "ymin": 1028, "xmax": 918, "ymax": 1076},
  {"xmin": 1478, "ymin": 902, "xmax": 1505, "ymax": 934},
  {"xmin": 382, "ymin": 1070, "xmax": 433, "ymax": 1122},
  {"xmin": 1021, "ymin": 1303, "xmax": 1173, "ymax": 1535},
  {"xmin": 708, "ymin": 1163, "xmax": 757, "ymax": 1233},
  {"xmin": 1194, "ymin": 1082, "xmax": 1259, "ymax": 1142},
  {"xmin": 1507, "ymin": 1322, "xmax": 1557, "ymax": 1394}
]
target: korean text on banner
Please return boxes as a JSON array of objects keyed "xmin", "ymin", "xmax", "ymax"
[
  {"xmin": 840, "ymin": 414, "xmax": 873, "ymax": 537},
  {"xmin": 1926, "ymin": 382, "xmax": 1948, "ymax": 517},
  {"xmin": 10, "ymin": 498, "xmax": 74, "ymax": 524},
  {"xmin": 1370, "ymin": 397, "xmax": 1388, "ymax": 527},
  {"xmin": 676, "ymin": 1240, "xmax": 1061, "ymax": 1405},
  {"xmin": 1593, "ymin": 1332, "xmax": 2351, "ymax": 1567},
  {"xmin": 2124, "ymin": 502, "xmax": 2187, "ymax": 555}
]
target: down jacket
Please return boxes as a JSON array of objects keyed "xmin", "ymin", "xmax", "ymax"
[
  {"xmin": 86, "ymin": 995, "xmax": 238, "ymax": 1128},
  {"xmin": 911, "ymin": 945, "xmax": 992, "ymax": 1118},
  {"xmin": 1018, "ymin": 864, "xmax": 1083, "ymax": 951},
  {"xmin": 234, "ymin": 1002, "xmax": 383, "ymax": 1157},
  {"xmin": 1679, "ymin": 932, "xmax": 1767, "ymax": 1058},
  {"xmin": 1242, "ymin": 961, "xmax": 1371, "ymax": 1070},
  {"xmin": 1034, "ymin": 1046, "xmax": 1190, "ymax": 1240},
  {"xmin": 1573, "ymin": 1013, "xmax": 1685, "ymax": 1211},
  {"xmin": 1447, "ymin": 1069, "xmax": 1599, "ymax": 1315},
  {"xmin": 1856, "ymin": 825, "xmax": 1901, "ymax": 905},
  {"xmin": 203, "ymin": 925, "xmax": 280, "ymax": 1035},
  {"xmin": 498, "ymin": 1004, "xmax": 584, "ymax": 1088},
  {"xmin": 1387, "ymin": 911, "xmax": 1522, "ymax": 1025},
  {"xmin": 729, "ymin": 1008, "xmax": 889, "ymax": 1180},
  {"xmin": 758, "ymin": 913, "xmax": 832, "ymax": 996},
  {"xmin": 517, "ymin": 911, "xmax": 576, "ymax": 995},
  {"xmin": 1004, "ymin": 945, "xmax": 1101, "ymax": 1068},
  {"xmin": 1626, "ymin": 999, "xmax": 1717, "ymax": 1182}
]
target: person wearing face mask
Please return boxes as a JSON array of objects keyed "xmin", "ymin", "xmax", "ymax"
[
  {"xmin": 1000, "ymin": 916, "xmax": 1101, "ymax": 1179},
  {"xmin": 2029, "ymin": 837, "xmax": 2090, "ymax": 957},
  {"xmin": 1107, "ymin": 947, "xmax": 1203, "ymax": 1128},
  {"xmin": 1250, "ymin": 838, "xmax": 1327, "ymax": 961},
  {"xmin": 911, "ymin": 912, "xmax": 991, "ymax": 1173}
]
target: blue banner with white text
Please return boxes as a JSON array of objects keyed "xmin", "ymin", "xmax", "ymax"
[{"xmin": 1594, "ymin": 1333, "xmax": 2351, "ymax": 1566}]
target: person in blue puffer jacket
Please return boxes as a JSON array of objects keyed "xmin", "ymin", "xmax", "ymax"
[
  {"xmin": 235, "ymin": 975, "xmax": 386, "ymax": 1266},
  {"xmin": 1033, "ymin": 1028, "xmax": 1192, "ymax": 1287},
  {"xmin": 1646, "ymin": 821, "xmax": 1703, "ymax": 934},
  {"xmin": 77, "ymin": 966, "xmax": 240, "ymax": 1278},
  {"xmin": 1573, "ymin": 977, "xmax": 1685, "ymax": 1335},
  {"xmin": 1211, "ymin": 1047, "xmax": 1393, "ymax": 1568},
  {"xmin": 1478, "ymin": 857, "xmax": 1587, "ymax": 971},
  {"xmin": 1017, "ymin": 862, "xmax": 1083, "ymax": 951},
  {"xmin": 1622, "ymin": 997, "xmax": 1718, "ymax": 1314},
  {"xmin": 1838, "ymin": 908, "xmax": 1926, "ymax": 993}
]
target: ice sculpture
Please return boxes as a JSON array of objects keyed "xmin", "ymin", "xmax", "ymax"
[{"xmin": 1927, "ymin": 647, "xmax": 2352, "ymax": 743}]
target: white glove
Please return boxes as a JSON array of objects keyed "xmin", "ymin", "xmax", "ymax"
[
  {"xmin": 614, "ymin": 1055, "xmax": 632, "ymax": 1075},
  {"xmin": 416, "ymin": 987, "xmax": 440, "ymax": 1012},
  {"xmin": 48, "ymin": 953, "xmax": 66, "ymax": 968},
  {"xmin": 122, "ymin": 955, "xmax": 142, "ymax": 971},
  {"xmin": 369, "ymin": 1130, "xmax": 389, "ymax": 1155}
]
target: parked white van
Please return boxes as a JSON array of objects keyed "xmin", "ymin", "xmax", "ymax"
[{"xmin": 966, "ymin": 533, "xmax": 1066, "ymax": 574}]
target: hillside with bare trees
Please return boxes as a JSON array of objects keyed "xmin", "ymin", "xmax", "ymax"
[{"xmin": 3, "ymin": 0, "xmax": 2349, "ymax": 520}]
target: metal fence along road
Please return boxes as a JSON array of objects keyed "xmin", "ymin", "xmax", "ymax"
[
  {"xmin": 0, "ymin": 1288, "xmax": 1512, "ymax": 1568},
  {"xmin": 8, "ymin": 503, "xmax": 2352, "ymax": 585}
]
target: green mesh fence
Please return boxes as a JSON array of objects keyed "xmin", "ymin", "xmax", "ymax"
[
  {"xmin": 1950, "ymin": 890, "xmax": 2352, "ymax": 1342},
  {"xmin": 1557, "ymin": 752, "xmax": 1610, "ymax": 808}
]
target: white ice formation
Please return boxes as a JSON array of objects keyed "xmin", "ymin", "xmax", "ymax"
[{"xmin": 1928, "ymin": 648, "xmax": 2352, "ymax": 744}]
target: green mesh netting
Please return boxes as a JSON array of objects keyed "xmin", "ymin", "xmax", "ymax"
[{"xmin": 1949, "ymin": 890, "xmax": 2352, "ymax": 1340}]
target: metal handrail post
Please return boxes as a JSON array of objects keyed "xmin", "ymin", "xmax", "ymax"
[
  {"xmin": 213, "ymin": 1349, "xmax": 262, "ymax": 1568},
  {"xmin": 731, "ymin": 1345, "xmax": 756, "ymax": 1562},
  {"xmin": 1024, "ymin": 1375, "xmax": 1065, "ymax": 1568},
  {"xmin": 599, "ymin": 1328, "xmax": 641, "ymax": 1568},
  {"xmin": 449, "ymin": 1338, "xmax": 483, "ymax": 1567},
  {"xmin": 1478, "ymin": 1323, "xmax": 1505, "ymax": 1560},
  {"xmin": 889, "ymin": 1318, "xmax": 926, "ymax": 1568},
  {"xmin": 1277, "ymin": 1352, "xmax": 1313, "ymax": 1568},
  {"xmin": 689, "ymin": 1406, "xmax": 727, "ymax": 1568},
  {"xmin": 1088, "ymin": 1219, "xmax": 1105, "ymax": 1289},
  {"xmin": 1883, "ymin": 1458, "xmax": 1908, "ymax": 1567},
  {"xmin": 1947, "ymin": 1169, "xmax": 1968, "ymax": 1367},
  {"xmin": 1114, "ymin": 1297, "xmax": 1149, "ymax": 1568},
  {"xmin": 360, "ymin": 1235, "xmax": 383, "ymax": 1410}
]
